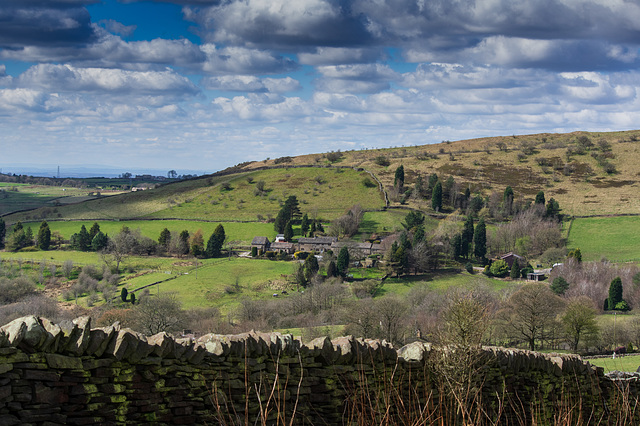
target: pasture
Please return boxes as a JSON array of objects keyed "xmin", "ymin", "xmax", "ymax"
[
  {"xmin": 567, "ymin": 216, "xmax": 640, "ymax": 262},
  {"xmin": 21, "ymin": 220, "xmax": 277, "ymax": 247}
]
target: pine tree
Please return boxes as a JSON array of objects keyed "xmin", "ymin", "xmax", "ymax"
[
  {"xmin": 121, "ymin": 288, "xmax": 128, "ymax": 303},
  {"xmin": 394, "ymin": 165, "xmax": 405, "ymax": 188},
  {"xmin": 473, "ymin": 218, "xmax": 487, "ymax": 260},
  {"xmin": 431, "ymin": 181, "xmax": 442, "ymax": 212},
  {"xmin": 24, "ymin": 226, "xmax": 34, "ymax": 247},
  {"xmin": 336, "ymin": 246, "xmax": 350, "ymax": 276},
  {"xmin": 89, "ymin": 222, "xmax": 101, "ymax": 240},
  {"xmin": 158, "ymin": 228, "xmax": 171, "ymax": 247},
  {"xmin": 283, "ymin": 221, "xmax": 294, "ymax": 241},
  {"xmin": 37, "ymin": 221, "xmax": 51, "ymax": 250},
  {"xmin": 205, "ymin": 224, "xmax": 226, "ymax": 258},
  {"xmin": 326, "ymin": 260, "xmax": 338, "ymax": 278},
  {"xmin": 608, "ymin": 277, "xmax": 624, "ymax": 310},
  {"xmin": 91, "ymin": 231, "xmax": 109, "ymax": 251},
  {"xmin": 274, "ymin": 209, "xmax": 287, "ymax": 233},
  {"xmin": 77, "ymin": 225, "xmax": 91, "ymax": 251},
  {"xmin": 461, "ymin": 215, "xmax": 474, "ymax": 257},
  {"xmin": 510, "ymin": 259, "xmax": 520, "ymax": 280},
  {"xmin": 535, "ymin": 191, "xmax": 545, "ymax": 205},
  {"xmin": 178, "ymin": 230, "xmax": 190, "ymax": 255},
  {"xmin": 300, "ymin": 213, "xmax": 309, "ymax": 237}
]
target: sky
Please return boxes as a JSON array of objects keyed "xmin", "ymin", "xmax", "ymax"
[{"xmin": 2, "ymin": 0, "xmax": 640, "ymax": 176}]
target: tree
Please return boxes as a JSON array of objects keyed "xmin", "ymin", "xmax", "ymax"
[
  {"xmin": 498, "ymin": 283, "xmax": 565, "ymax": 351},
  {"xmin": 326, "ymin": 260, "xmax": 338, "ymax": 278},
  {"xmin": 158, "ymin": 228, "xmax": 171, "ymax": 248},
  {"xmin": 336, "ymin": 246, "xmax": 350, "ymax": 276},
  {"xmin": 76, "ymin": 225, "xmax": 91, "ymax": 251},
  {"xmin": 302, "ymin": 255, "xmax": 319, "ymax": 284},
  {"xmin": 205, "ymin": 224, "xmax": 226, "ymax": 258},
  {"xmin": 461, "ymin": 215, "xmax": 474, "ymax": 258},
  {"xmin": 37, "ymin": 221, "xmax": 51, "ymax": 251},
  {"xmin": 608, "ymin": 277, "xmax": 624, "ymax": 311},
  {"xmin": 394, "ymin": 165, "xmax": 405, "ymax": 188},
  {"xmin": 402, "ymin": 211, "xmax": 425, "ymax": 231},
  {"xmin": 121, "ymin": 287, "xmax": 128, "ymax": 303},
  {"xmin": 133, "ymin": 293, "xmax": 184, "ymax": 335},
  {"xmin": 91, "ymin": 231, "xmax": 109, "ymax": 252},
  {"xmin": 550, "ymin": 277, "xmax": 570, "ymax": 295},
  {"xmin": 89, "ymin": 222, "xmax": 101, "ymax": 240},
  {"xmin": 567, "ymin": 248, "xmax": 582, "ymax": 263},
  {"xmin": 24, "ymin": 226, "xmax": 34, "ymax": 247},
  {"xmin": 300, "ymin": 213, "xmax": 310, "ymax": 237},
  {"xmin": 178, "ymin": 230, "xmax": 190, "ymax": 255},
  {"xmin": 431, "ymin": 181, "xmax": 443, "ymax": 212},
  {"xmin": 190, "ymin": 229, "xmax": 204, "ymax": 256},
  {"xmin": 273, "ymin": 209, "xmax": 287, "ymax": 234},
  {"xmin": 510, "ymin": 259, "xmax": 520, "ymax": 280},
  {"xmin": 451, "ymin": 233, "xmax": 467, "ymax": 260},
  {"xmin": 283, "ymin": 221, "xmax": 294, "ymax": 241},
  {"xmin": 427, "ymin": 173, "xmax": 439, "ymax": 194},
  {"xmin": 0, "ymin": 218, "xmax": 6, "ymax": 249},
  {"xmin": 168, "ymin": 170, "xmax": 177, "ymax": 179},
  {"xmin": 546, "ymin": 198, "xmax": 561, "ymax": 219},
  {"xmin": 473, "ymin": 218, "xmax": 487, "ymax": 260},
  {"xmin": 562, "ymin": 296, "xmax": 599, "ymax": 352},
  {"xmin": 535, "ymin": 191, "xmax": 546, "ymax": 205},
  {"xmin": 490, "ymin": 259, "xmax": 509, "ymax": 277},
  {"xmin": 503, "ymin": 186, "xmax": 514, "ymax": 203}
]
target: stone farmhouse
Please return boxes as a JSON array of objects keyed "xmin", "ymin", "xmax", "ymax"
[{"xmin": 251, "ymin": 236, "xmax": 384, "ymax": 258}]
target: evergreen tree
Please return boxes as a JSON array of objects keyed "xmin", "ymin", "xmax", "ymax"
[
  {"xmin": 546, "ymin": 198, "xmax": 561, "ymax": 219},
  {"xmin": 608, "ymin": 277, "xmax": 624, "ymax": 311},
  {"xmin": 461, "ymin": 215, "xmax": 474, "ymax": 257},
  {"xmin": 550, "ymin": 277, "xmax": 569, "ymax": 295},
  {"xmin": 121, "ymin": 287, "xmax": 128, "ymax": 303},
  {"xmin": 510, "ymin": 259, "xmax": 520, "ymax": 280},
  {"xmin": 431, "ymin": 181, "xmax": 443, "ymax": 212},
  {"xmin": 91, "ymin": 231, "xmax": 109, "ymax": 251},
  {"xmin": 503, "ymin": 186, "xmax": 514, "ymax": 203},
  {"xmin": 394, "ymin": 165, "xmax": 405, "ymax": 188},
  {"xmin": 0, "ymin": 218, "xmax": 6, "ymax": 249},
  {"xmin": 336, "ymin": 246, "xmax": 350, "ymax": 276},
  {"xmin": 77, "ymin": 225, "xmax": 91, "ymax": 251},
  {"xmin": 300, "ymin": 213, "xmax": 310, "ymax": 237},
  {"xmin": 473, "ymin": 218, "xmax": 487, "ymax": 260},
  {"xmin": 451, "ymin": 233, "xmax": 466, "ymax": 259},
  {"xmin": 535, "ymin": 191, "xmax": 546, "ymax": 205},
  {"xmin": 89, "ymin": 222, "xmax": 101, "ymax": 240},
  {"xmin": 283, "ymin": 221, "xmax": 294, "ymax": 241},
  {"xmin": 14, "ymin": 221, "xmax": 23, "ymax": 233},
  {"xmin": 273, "ymin": 209, "xmax": 287, "ymax": 234},
  {"xmin": 37, "ymin": 221, "xmax": 51, "ymax": 250},
  {"xmin": 24, "ymin": 226, "xmax": 34, "ymax": 247},
  {"xmin": 303, "ymin": 255, "xmax": 319, "ymax": 283},
  {"xmin": 158, "ymin": 228, "xmax": 171, "ymax": 247},
  {"xmin": 402, "ymin": 211, "xmax": 425, "ymax": 231},
  {"xmin": 315, "ymin": 220, "xmax": 324, "ymax": 233},
  {"xmin": 326, "ymin": 260, "xmax": 338, "ymax": 278},
  {"xmin": 205, "ymin": 224, "xmax": 226, "ymax": 258},
  {"xmin": 309, "ymin": 221, "xmax": 317, "ymax": 237}
]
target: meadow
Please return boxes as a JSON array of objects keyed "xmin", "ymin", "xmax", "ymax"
[
  {"xmin": 567, "ymin": 216, "xmax": 640, "ymax": 262},
  {"xmin": 21, "ymin": 220, "xmax": 277, "ymax": 247}
]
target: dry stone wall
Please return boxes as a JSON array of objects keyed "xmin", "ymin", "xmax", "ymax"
[{"xmin": 0, "ymin": 315, "xmax": 637, "ymax": 425}]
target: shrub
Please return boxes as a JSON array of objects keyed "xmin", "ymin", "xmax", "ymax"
[
  {"xmin": 362, "ymin": 177, "xmax": 377, "ymax": 188},
  {"xmin": 489, "ymin": 260, "xmax": 509, "ymax": 277},
  {"xmin": 550, "ymin": 277, "xmax": 569, "ymax": 295},
  {"xmin": 373, "ymin": 156, "xmax": 390, "ymax": 167},
  {"xmin": 465, "ymin": 263, "xmax": 474, "ymax": 274}
]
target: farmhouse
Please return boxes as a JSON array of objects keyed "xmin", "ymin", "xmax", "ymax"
[
  {"xmin": 269, "ymin": 242, "xmax": 295, "ymax": 254},
  {"xmin": 251, "ymin": 236, "xmax": 269, "ymax": 253},
  {"xmin": 297, "ymin": 236, "xmax": 337, "ymax": 252},
  {"xmin": 497, "ymin": 252, "xmax": 525, "ymax": 268}
]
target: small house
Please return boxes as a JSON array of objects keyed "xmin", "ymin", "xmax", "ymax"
[
  {"xmin": 251, "ymin": 236, "xmax": 270, "ymax": 253},
  {"xmin": 527, "ymin": 272, "xmax": 546, "ymax": 281},
  {"xmin": 270, "ymin": 242, "xmax": 295, "ymax": 254},
  {"xmin": 297, "ymin": 237, "xmax": 337, "ymax": 252},
  {"xmin": 498, "ymin": 252, "xmax": 525, "ymax": 269}
]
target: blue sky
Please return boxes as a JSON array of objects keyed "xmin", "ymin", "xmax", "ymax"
[{"xmin": 2, "ymin": 0, "xmax": 640, "ymax": 175}]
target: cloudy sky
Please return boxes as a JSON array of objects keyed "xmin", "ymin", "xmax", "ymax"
[{"xmin": 2, "ymin": 0, "xmax": 640, "ymax": 175}]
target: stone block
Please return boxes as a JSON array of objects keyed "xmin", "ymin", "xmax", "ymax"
[
  {"xmin": 0, "ymin": 414, "xmax": 20, "ymax": 425},
  {"xmin": 45, "ymin": 353, "xmax": 83, "ymax": 370},
  {"xmin": 34, "ymin": 383, "xmax": 69, "ymax": 405},
  {"xmin": 24, "ymin": 369, "xmax": 61, "ymax": 382},
  {"xmin": 0, "ymin": 317, "xmax": 28, "ymax": 347}
]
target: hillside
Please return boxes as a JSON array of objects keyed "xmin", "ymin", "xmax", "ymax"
[{"xmin": 4, "ymin": 129, "xmax": 640, "ymax": 225}]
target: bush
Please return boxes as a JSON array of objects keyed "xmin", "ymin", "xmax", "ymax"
[
  {"xmin": 550, "ymin": 277, "xmax": 569, "ymax": 295},
  {"xmin": 362, "ymin": 177, "xmax": 377, "ymax": 188},
  {"xmin": 373, "ymin": 156, "xmax": 390, "ymax": 167},
  {"xmin": 489, "ymin": 260, "xmax": 509, "ymax": 277},
  {"xmin": 615, "ymin": 301, "xmax": 630, "ymax": 311},
  {"xmin": 465, "ymin": 263, "xmax": 474, "ymax": 274},
  {"xmin": 0, "ymin": 276, "xmax": 36, "ymax": 304},
  {"xmin": 351, "ymin": 279, "xmax": 384, "ymax": 298}
]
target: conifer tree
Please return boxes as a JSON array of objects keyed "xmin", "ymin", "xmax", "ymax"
[
  {"xmin": 473, "ymin": 218, "xmax": 487, "ymax": 260},
  {"xmin": 37, "ymin": 221, "xmax": 51, "ymax": 250}
]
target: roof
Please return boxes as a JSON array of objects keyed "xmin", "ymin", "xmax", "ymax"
[
  {"xmin": 499, "ymin": 252, "xmax": 524, "ymax": 260},
  {"xmin": 251, "ymin": 236, "xmax": 269, "ymax": 245},
  {"xmin": 298, "ymin": 237, "xmax": 337, "ymax": 245},
  {"xmin": 270, "ymin": 242, "xmax": 294, "ymax": 249},
  {"xmin": 331, "ymin": 242, "xmax": 373, "ymax": 250}
]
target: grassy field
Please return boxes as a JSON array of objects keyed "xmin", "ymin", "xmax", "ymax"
[
  {"xmin": 587, "ymin": 354, "xmax": 640, "ymax": 372},
  {"xmin": 20, "ymin": 220, "xmax": 277, "ymax": 247},
  {"xmin": 380, "ymin": 271, "xmax": 513, "ymax": 297},
  {"xmin": 4, "ymin": 167, "xmax": 385, "ymax": 224},
  {"xmin": 0, "ymin": 184, "xmax": 98, "ymax": 216},
  {"xmin": 567, "ymin": 216, "xmax": 640, "ymax": 262}
]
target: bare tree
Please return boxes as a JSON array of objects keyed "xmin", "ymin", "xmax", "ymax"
[{"xmin": 133, "ymin": 293, "xmax": 185, "ymax": 335}]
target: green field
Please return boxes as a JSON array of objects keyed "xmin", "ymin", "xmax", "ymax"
[
  {"xmin": 4, "ymin": 167, "xmax": 385, "ymax": 224},
  {"xmin": 567, "ymin": 216, "xmax": 640, "ymax": 262},
  {"xmin": 21, "ymin": 220, "xmax": 277, "ymax": 247},
  {"xmin": 587, "ymin": 354, "xmax": 640, "ymax": 372},
  {"xmin": 380, "ymin": 271, "xmax": 513, "ymax": 297}
]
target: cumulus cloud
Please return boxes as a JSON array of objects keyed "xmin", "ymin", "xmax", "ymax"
[
  {"xmin": 184, "ymin": 0, "xmax": 372, "ymax": 49},
  {"xmin": 203, "ymin": 75, "xmax": 301, "ymax": 93},
  {"xmin": 99, "ymin": 19, "xmax": 137, "ymax": 37},
  {"xmin": 17, "ymin": 64, "xmax": 199, "ymax": 98},
  {"xmin": 0, "ymin": 0, "xmax": 98, "ymax": 48},
  {"xmin": 298, "ymin": 47, "xmax": 382, "ymax": 65}
]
